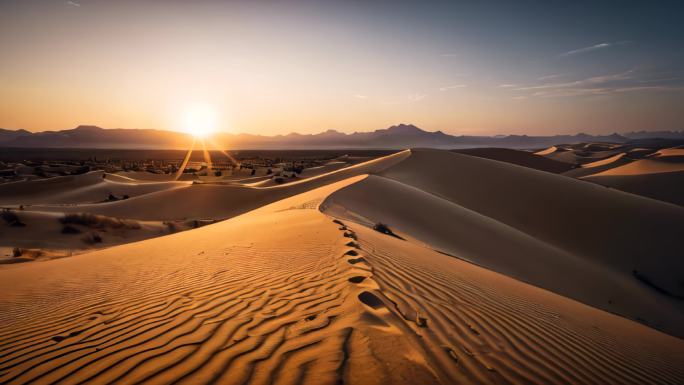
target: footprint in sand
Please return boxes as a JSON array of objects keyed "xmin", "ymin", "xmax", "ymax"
[
  {"xmin": 348, "ymin": 276, "xmax": 367, "ymax": 283},
  {"xmin": 358, "ymin": 291, "xmax": 386, "ymax": 310},
  {"xmin": 347, "ymin": 257, "xmax": 366, "ymax": 265}
]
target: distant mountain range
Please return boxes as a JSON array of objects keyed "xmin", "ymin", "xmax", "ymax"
[{"xmin": 1, "ymin": 124, "xmax": 683, "ymax": 150}]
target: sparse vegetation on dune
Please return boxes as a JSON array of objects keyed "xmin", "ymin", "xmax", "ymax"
[
  {"xmin": 373, "ymin": 222, "xmax": 404, "ymax": 239},
  {"xmin": 81, "ymin": 232, "xmax": 103, "ymax": 245},
  {"xmin": 60, "ymin": 213, "xmax": 141, "ymax": 230},
  {"xmin": 1, "ymin": 209, "xmax": 26, "ymax": 227}
]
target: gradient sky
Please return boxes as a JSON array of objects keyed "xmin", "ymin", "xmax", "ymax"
[{"xmin": 1, "ymin": 0, "xmax": 683, "ymax": 136}]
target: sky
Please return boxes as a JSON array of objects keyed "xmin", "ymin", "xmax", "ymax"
[{"xmin": 1, "ymin": 0, "xmax": 683, "ymax": 136}]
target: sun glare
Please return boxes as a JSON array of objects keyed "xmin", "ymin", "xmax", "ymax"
[{"xmin": 183, "ymin": 104, "xmax": 217, "ymax": 138}]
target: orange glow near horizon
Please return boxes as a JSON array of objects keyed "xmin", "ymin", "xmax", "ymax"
[{"xmin": 1, "ymin": 2, "xmax": 683, "ymax": 136}]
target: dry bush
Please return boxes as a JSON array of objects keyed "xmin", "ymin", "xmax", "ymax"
[
  {"xmin": 373, "ymin": 222, "xmax": 404, "ymax": 240},
  {"xmin": 61, "ymin": 225, "xmax": 81, "ymax": 234},
  {"xmin": 1, "ymin": 209, "xmax": 26, "ymax": 227},
  {"xmin": 60, "ymin": 213, "xmax": 140, "ymax": 230},
  {"xmin": 82, "ymin": 232, "xmax": 103, "ymax": 244}
]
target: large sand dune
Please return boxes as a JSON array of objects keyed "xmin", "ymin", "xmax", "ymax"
[
  {"xmin": 1, "ymin": 150, "xmax": 683, "ymax": 384},
  {"xmin": 23, "ymin": 151, "xmax": 409, "ymax": 221},
  {"xmin": 0, "ymin": 171, "xmax": 189, "ymax": 205},
  {"xmin": 1, "ymin": 174, "xmax": 683, "ymax": 384}
]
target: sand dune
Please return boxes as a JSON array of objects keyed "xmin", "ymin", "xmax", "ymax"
[
  {"xmin": 583, "ymin": 171, "xmax": 684, "ymax": 206},
  {"xmin": 0, "ymin": 210, "xmax": 182, "ymax": 262},
  {"xmin": 321, "ymin": 150, "xmax": 684, "ymax": 337},
  {"xmin": 113, "ymin": 171, "xmax": 198, "ymax": 182},
  {"xmin": 452, "ymin": 148, "xmax": 574, "ymax": 174},
  {"xmin": 0, "ymin": 171, "xmax": 189, "ymax": 205},
  {"xmin": 567, "ymin": 146, "xmax": 684, "ymax": 205},
  {"xmin": 590, "ymin": 158, "xmax": 684, "ymax": 176},
  {"xmin": 562, "ymin": 152, "xmax": 632, "ymax": 178},
  {"xmin": 535, "ymin": 144, "xmax": 624, "ymax": 165},
  {"xmin": 373, "ymin": 150, "xmax": 684, "ymax": 304},
  {"xmin": 1, "ymin": 172, "xmax": 683, "ymax": 384},
  {"xmin": 23, "ymin": 151, "xmax": 409, "ymax": 221}
]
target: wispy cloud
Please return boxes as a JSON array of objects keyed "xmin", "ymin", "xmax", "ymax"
[
  {"xmin": 511, "ymin": 68, "xmax": 684, "ymax": 98},
  {"xmin": 407, "ymin": 93, "xmax": 427, "ymax": 102},
  {"xmin": 67, "ymin": 0, "xmax": 80, "ymax": 6},
  {"xmin": 439, "ymin": 84, "xmax": 467, "ymax": 91},
  {"xmin": 440, "ymin": 53, "xmax": 459, "ymax": 57},
  {"xmin": 381, "ymin": 93, "xmax": 429, "ymax": 105},
  {"xmin": 353, "ymin": 94, "xmax": 368, "ymax": 99},
  {"xmin": 558, "ymin": 41, "xmax": 630, "ymax": 57},
  {"xmin": 497, "ymin": 84, "xmax": 518, "ymax": 88},
  {"xmin": 537, "ymin": 74, "xmax": 563, "ymax": 81}
]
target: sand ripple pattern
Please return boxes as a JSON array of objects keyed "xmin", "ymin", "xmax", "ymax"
[
  {"xmin": 349, "ymin": 224, "xmax": 684, "ymax": 385},
  {"xmin": 0, "ymin": 217, "xmax": 359, "ymax": 385}
]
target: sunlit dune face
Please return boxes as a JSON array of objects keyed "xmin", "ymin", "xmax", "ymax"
[{"xmin": 182, "ymin": 104, "xmax": 217, "ymax": 138}]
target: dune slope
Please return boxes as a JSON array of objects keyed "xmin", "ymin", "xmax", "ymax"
[
  {"xmin": 321, "ymin": 174, "xmax": 684, "ymax": 336},
  {"xmin": 374, "ymin": 149, "xmax": 684, "ymax": 305},
  {"xmin": 1, "ymin": 175, "xmax": 683, "ymax": 384},
  {"xmin": 0, "ymin": 171, "xmax": 188, "ymax": 205},
  {"xmin": 25, "ymin": 151, "xmax": 409, "ymax": 221}
]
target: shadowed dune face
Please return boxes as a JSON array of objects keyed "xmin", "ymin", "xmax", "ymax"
[
  {"xmin": 452, "ymin": 148, "xmax": 574, "ymax": 174},
  {"xmin": 322, "ymin": 149, "xmax": 684, "ymax": 337},
  {"xmin": 529, "ymin": 142, "xmax": 684, "ymax": 206}
]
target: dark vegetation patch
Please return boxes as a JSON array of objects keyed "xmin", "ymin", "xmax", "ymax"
[
  {"xmin": 61, "ymin": 225, "xmax": 81, "ymax": 234},
  {"xmin": 1, "ymin": 209, "xmax": 26, "ymax": 227},
  {"xmin": 60, "ymin": 213, "xmax": 140, "ymax": 230},
  {"xmin": 373, "ymin": 222, "xmax": 404, "ymax": 240},
  {"xmin": 82, "ymin": 232, "xmax": 103, "ymax": 245}
]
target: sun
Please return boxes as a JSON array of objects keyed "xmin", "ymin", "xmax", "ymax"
[{"xmin": 182, "ymin": 104, "xmax": 217, "ymax": 138}]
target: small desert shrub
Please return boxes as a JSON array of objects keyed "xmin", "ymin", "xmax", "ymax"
[
  {"xmin": 61, "ymin": 213, "xmax": 140, "ymax": 230},
  {"xmin": 274, "ymin": 177, "xmax": 285, "ymax": 184},
  {"xmin": 82, "ymin": 232, "xmax": 103, "ymax": 244},
  {"xmin": 61, "ymin": 225, "xmax": 81, "ymax": 234},
  {"xmin": 373, "ymin": 222, "xmax": 404, "ymax": 240},
  {"xmin": 1, "ymin": 209, "xmax": 26, "ymax": 227},
  {"xmin": 12, "ymin": 247, "xmax": 22, "ymax": 257},
  {"xmin": 164, "ymin": 221, "xmax": 180, "ymax": 233}
]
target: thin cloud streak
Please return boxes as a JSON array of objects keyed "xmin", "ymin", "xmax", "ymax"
[
  {"xmin": 558, "ymin": 41, "xmax": 631, "ymax": 57},
  {"xmin": 67, "ymin": 1, "xmax": 80, "ymax": 6},
  {"xmin": 559, "ymin": 43, "xmax": 611, "ymax": 57},
  {"xmin": 511, "ymin": 68, "xmax": 684, "ymax": 97},
  {"xmin": 439, "ymin": 84, "xmax": 467, "ymax": 91}
]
